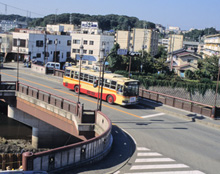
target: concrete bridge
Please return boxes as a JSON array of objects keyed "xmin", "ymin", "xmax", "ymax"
[{"xmin": 0, "ymin": 81, "xmax": 113, "ymax": 172}]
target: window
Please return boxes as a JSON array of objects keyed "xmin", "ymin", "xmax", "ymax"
[
  {"xmin": 83, "ymin": 40, "xmax": 88, "ymax": 45},
  {"xmin": 36, "ymin": 53, "xmax": 41, "ymax": 58},
  {"xmin": 102, "ymin": 41, "xmax": 106, "ymax": 46},
  {"xmin": 67, "ymin": 40, "xmax": 71, "ymax": 46},
  {"xmin": 84, "ymin": 74, "xmax": 89, "ymax": 81},
  {"xmin": 36, "ymin": 40, "xmax": 43, "ymax": 47},
  {"xmin": 70, "ymin": 71, "xmax": 74, "ymax": 78},
  {"xmin": 67, "ymin": 52, "xmax": 70, "ymax": 58},
  {"xmin": 72, "ymin": 49, "xmax": 80, "ymax": 53},
  {"xmin": 88, "ymin": 61, "xmax": 92, "ymax": 65},
  {"xmin": 89, "ymin": 75, "xmax": 94, "ymax": 83},
  {"xmin": 104, "ymin": 79, "xmax": 110, "ymax": 88},
  {"xmin": 65, "ymin": 69, "xmax": 70, "ymax": 77},
  {"xmin": 110, "ymin": 81, "xmax": 117, "ymax": 89},
  {"xmin": 89, "ymin": 41, "xmax": 94, "ymax": 45},
  {"xmin": 80, "ymin": 73, "xmax": 83, "ymax": 80},
  {"xmin": 187, "ymin": 59, "xmax": 193, "ymax": 63},
  {"xmin": 82, "ymin": 60, "xmax": 86, "ymax": 64},
  {"xmin": 74, "ymin": 71, "xmax": 79, "ymax": 79},
  {"xmin": 48, "ymin": 40, "xmax": 52, "ymax": 44},
  {"xmin": 89, "ymin": 50, "xmax": 93, "ymax": 54},
  {"xmin": 83, "ymin": 50, "xmax": 87, "ymax": 54},
  {"xmin": 73, "ymin": 39, "xmax": 80, "ymax": 44}
]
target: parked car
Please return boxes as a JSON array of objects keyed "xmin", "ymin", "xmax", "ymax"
[{"xmin": 45, "ymin": 62, "xmax": 60, "ymax": 70}]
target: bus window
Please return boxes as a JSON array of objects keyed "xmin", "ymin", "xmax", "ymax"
[
  {"xmin": 65, "ymin": 69, "xmax": 70, "ymax": 77},
  {"xmin": 110, "ymin": 81, "xmax": 117, "ymax": 89},
  {"xmin": 89, "ymin": 75, "xmax": 94, "ymax": 83},
  {"xmin": 117, "ymin": 84, "xmax": 123, "ymax": 93},
  {"xmin": 70, "ymin": 71, "xmax": 74, "ymax": 78},
  {"xmin": 84, "ymin": 74, "xmax": 89, "ymax": 81},
  {"xmin": 104, "ymin": 79, "xmax": 110, "ymax": 88},
  {"xmin": 80, "ymin": 73, "xmax": 83, "ymax": 80},
  {"xmin": 75, "ymin": 71, "xmax": 79, "ymax": 79}
]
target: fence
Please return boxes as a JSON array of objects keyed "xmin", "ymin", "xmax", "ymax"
[{"xmin": 139, "ymin": 88, "xmax": 216, "ymax": 118}]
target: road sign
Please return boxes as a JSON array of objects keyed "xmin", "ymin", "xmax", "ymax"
[{"xmin": 117, "ymin": 49, "xmax": 128, "ymax": 55}]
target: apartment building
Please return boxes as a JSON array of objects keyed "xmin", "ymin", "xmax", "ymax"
[
  {"xmin": 12, "ymin": 30, "xmax": 71, "ymax": 64},
  {"xmin": 70, "ymin": 24, "xmax": 114, "ymax": 66},
  {"xmin": 0, "ymin": 20, "xmax": 27, "ymax": 32},
  {"xmin": 203, "ymin": 34, "xmax": 220, "ymax": 57},
  {"xmin": 115, "ymin": 28, "xmax": 159, "ymax": 56},
  {"xmin": 0, "ymin": 33, "xmax": 13, "ymax": 62},
  {"xmin": 168, "ymin": 34, "xmax": 183, "ymax": 53}
]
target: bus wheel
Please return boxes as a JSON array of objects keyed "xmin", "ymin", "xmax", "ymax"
[
  {"xmin": 107, "ymin": 95, "xmax": 114, "ymax": 105},
  {"xmin": 74, "ymin": 85, "xmax": 79, "ymax": 94}
]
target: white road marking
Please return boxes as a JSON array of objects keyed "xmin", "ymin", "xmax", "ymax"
[
  {"xmin": 141, "ymin": 113, "xmax": 165, "ymax": 118},
  {"xmin": 137, "ymin": 152, "xmax": 162, "ymax": 157},
  {"xmin": 125, "ymin": 170, "xmax": 205, "ymax": 174},
  {"xmin": 135, "ymin": 158, "xmax": 175, "ymax": 163},
  {"xmin": 137, "ymin": 147, "xmax": 150, "ymax": 151},
  {"xmin": 130, "ymin": 164, "xmax": 189, "ymax": 170}
]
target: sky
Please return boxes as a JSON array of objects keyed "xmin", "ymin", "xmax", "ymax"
[{"xmin": 0, "ymin": 0, "xmax": 219, "ymax": 30}]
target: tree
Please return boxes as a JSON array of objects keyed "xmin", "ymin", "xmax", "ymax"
[
  {"xmin": 107, "ymin": 43, "xmax": 124, "ymax": 72},
  {"xmin": 200, "ymin": 55, "xmax": 219, "ymax": 80}
]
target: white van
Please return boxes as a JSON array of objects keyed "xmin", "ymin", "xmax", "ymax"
[{"xmin": 45, "ymin": 62, "xmax": 60, "ymax": 70}]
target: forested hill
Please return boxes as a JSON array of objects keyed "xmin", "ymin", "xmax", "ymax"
[{"xmin": 0, "ymin": 13, "xmax": 155, "ymax": 31}]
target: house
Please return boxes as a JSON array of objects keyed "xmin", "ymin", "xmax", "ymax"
[{"xmin": 167, "ymin": 48, "xmax": 202, "ymax": 77}]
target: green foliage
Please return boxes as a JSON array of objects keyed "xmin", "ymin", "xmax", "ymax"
[
  {"xmin": 184, "ymin": 27, "xmax": 219, "ymax": 42},
  {"xmin": 28, "ymin": 13, "xmax": 155, "ymax": 30}
]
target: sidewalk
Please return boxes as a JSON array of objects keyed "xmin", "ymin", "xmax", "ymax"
[{"xmin": 139, "ymin": 97, "xmax": 220, "ymax": 130}]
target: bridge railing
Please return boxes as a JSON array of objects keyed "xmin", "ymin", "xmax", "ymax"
[
  {"xmin": 18, "ymin": 82, "xmax": 78, "ymax": 114},
  {"xmin": 22, "ymin": 111, "xmax": 112, "ymax": 172},
  {"xmin": 139, "ymin": 88, "xmax": 215, "ymax": 118},
  {"xmin": 16, "ymin": 82, "xmax": 113, "ymax": 172},
  {"xmin": 0, "ymin": 81, "xmax": 16, "ymax": 90}
]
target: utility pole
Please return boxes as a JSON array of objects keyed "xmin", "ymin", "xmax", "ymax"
[
  {"xmin": 170, "ymin": 35, "xmax": 175, "ymax": 71},
  {"xmin": 44, "ymin": 31, "xmax": 47, "ymax": 65},
  {"xmin": 69, "ymin": 14, "xmax": 72, "ymax": 24}
]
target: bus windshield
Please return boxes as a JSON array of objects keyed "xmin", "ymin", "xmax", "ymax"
[{"xmin": 123, "ymin": 82, "xmax": 139, "ymax": 96}]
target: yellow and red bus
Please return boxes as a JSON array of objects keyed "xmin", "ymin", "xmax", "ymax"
[{"xmin": 63, "ymin": 66, "xmax": 139, "ymax": 105}]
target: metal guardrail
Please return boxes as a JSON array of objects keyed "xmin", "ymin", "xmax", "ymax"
[
  {"xmin": 139, "ymin": 88, "xmax": 215, "ymax": 118},
  {"xmin": 0, "ymin": 81, "xmax": 16, "ymax": 90}
]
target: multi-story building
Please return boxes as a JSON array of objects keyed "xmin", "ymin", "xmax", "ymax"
[
  {"xmin": 115, "ymin": 28, "xmax": 159, "ymax": 56},
  {"xmin": 46, "ymin": 24, "xmax": 75, "ymax": 34},
  {"xmin": 0, "ymin": 20, "xmax": 27, "ymax": 32},
  {"xmin": 12, "ymin": 29, "xmax": 71, "ymax": 64},
  {"xmin": 168, "ymin": 34, "xmax": 183, "ymax": 53},
  {"xmin": 0, "ymin": 33, "xmax": 13, "ymax": 62},
  {"xmin": 203, "ymin": 34, "xmax": 220, "ymax": 57},
  {"xmin": 70, "ymin": 22, "xmax": 114, "ymax": 66},
  {"xmin": 156, "ymin": 24, "xmax": 166, "ymax": 34},
  {"xmin": 158, "ymin": 38, "xmax": 169, "ymax": 50}
]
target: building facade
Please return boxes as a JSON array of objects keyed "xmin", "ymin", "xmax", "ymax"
[
  {"xmin": 0, "ymin": 33, "xmax": 13, "ymax": 61},
  {"xmin": 203, "ymin": 34, "xmax": 220, "ymax": 57},
  {"xmin": 115, "ymin": 28, "xmax": 159, "ymax": 56},
  {"xmin": 70, "ymin": 28, "xmax": 114, "ymax": 65},
  {"xmin": 168, "ymin": 34, "xmax": 183, "ymax": 53},
  {"xmin": 12, "ymin": 31, "xmax": 71, "ymax": 64}
]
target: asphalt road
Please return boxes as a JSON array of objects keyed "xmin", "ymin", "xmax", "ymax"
[{"xmin": 1, "ymin": 63, "xmax": 220, "ymax": 174}]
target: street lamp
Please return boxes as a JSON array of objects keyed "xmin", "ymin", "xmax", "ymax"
[
  {"xmin": 98, "ymin": 50, "xmax": 115, "ymax": 111},
  {"xmin": 17, "ymin": 38, "xmax": 20, "ymax": 90},
  {"xmin": 46, "ymin": 38, "xmax": 49, "ymax": 63},
  {"xmin": 77, "ymin": 43, "xmax": 84, "ymax": 104},
  {"xmin": 0, "ymin": 36, "xmax": 2, "ymax": 83},
  {"xmin": 53, "ymin": 39, "xmax": 58, "ymax": 75},
  {"xmin": 97, "ymin": 48, "xmax": 105, "ymax": 110}
]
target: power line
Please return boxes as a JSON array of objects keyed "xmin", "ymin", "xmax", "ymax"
[{"xmin": 0, "ymin": 2, "xmax": 45, "ymax": 17}]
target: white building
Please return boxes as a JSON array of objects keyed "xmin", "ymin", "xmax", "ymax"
[
  {"xmin": 12, "ymin": 31, "xmax": 71, "ymax": 64},
  {"xmin": 70, "ymin": 22, "xmax": 114, "ymax": 66}
]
